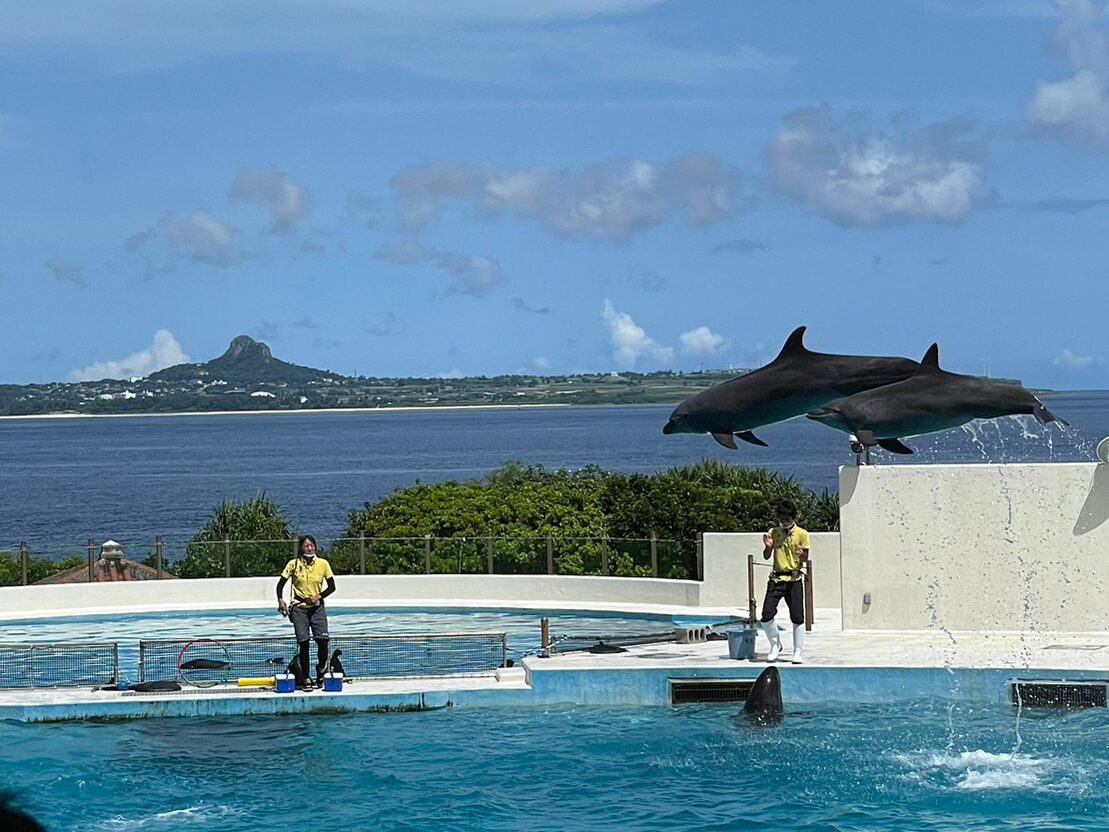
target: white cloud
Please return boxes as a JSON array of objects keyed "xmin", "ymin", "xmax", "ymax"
[
  {"xmin": 158, "ymin": 210, "xmax": 246, "ymax": 267},
  {"xmin": 69, "ymin": 329, "xmax": 189, "ymax": 381},
  {"xmin": 601, "ymin": 300, "xmax": 674, "ymax": 369},
  {"xmin": 1054, "ymin": 347, "xmax": 1102, "ymax": 369},
  {"xmin": 679, "ymin": 326, "xmax": 729, "ymax": 355},
  {"xmin": 375, "ymin": 238, "xmax": 503, "ymax": 297},
  {"xmin": 45, "ymin": 259, "xmax": 87, "ymax": 287},
  {"xmin": 437, "ymin": 252, "xmax": 503, "ymax": 297},
  {"xmin": 1027, "ymin": 0, "xmax": 1109, "ymax": 146},
  {"xmin": 229, "ymin": 167, "xmax": 312, "ymax": 234},
  {"xmin": 767, "ymin": 105, "xmax": 986, "ymax": 226},
  {"xmin": 389, "ymin": 154, "xmax": 741, "ymax": 242},
  {"xmin": 511, "ymin": 296, "xmax": 552, "ymax": 314}
]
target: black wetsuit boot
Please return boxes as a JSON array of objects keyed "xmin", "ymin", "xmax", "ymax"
[
  {"xmin": 298, "ymin": 640, "xmax": 312, "ymax": 688},
  {"xmin": 315, "ymin": 639, "xmax": 329, "ymax": 686}
]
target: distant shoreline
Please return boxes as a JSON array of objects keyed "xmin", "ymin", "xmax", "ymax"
[{"xmin": 0, "ymin": 403, "xmax": 583, "ymax": 421}]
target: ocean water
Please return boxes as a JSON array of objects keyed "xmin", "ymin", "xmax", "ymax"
[
  {"xmin": 2, "ymin": 392, "xmax": 1106, "ymax": 552},
  {"xmin": 2, "ymin": 700, "xmax": 1106, "ymax": 831}
]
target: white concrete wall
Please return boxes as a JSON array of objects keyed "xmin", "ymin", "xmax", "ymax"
[
  {"xmin": 700, "ymin": 531, "xmax": 841, "ymax": 612},
  {"xmin": 839, "ymin": 463, "xmax": 1109, "ymax": 632},
  {"xmin": 0, "ymin": 574, "xmax": 716, "ymax": 620},
  {"xmin": 2, "ymin": 534, "xmax": 843, "ymax": 620}
]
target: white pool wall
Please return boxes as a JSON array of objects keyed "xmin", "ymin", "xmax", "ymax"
[
  {"xmin": 1, "ymin": 533, "xmax": 845, "ymax": 620},
  {"xmin": 839, "ymin": 462, "xmax": 1109, "ymax": 632}
]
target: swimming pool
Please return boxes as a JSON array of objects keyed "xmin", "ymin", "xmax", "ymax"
[
  {"xmin": 7, "ymin": 607, "xmax": 725, "ymax": 683},
  {"xmin": 2, "ymin": 700, "xmax": 1106, "ymax": 831}
]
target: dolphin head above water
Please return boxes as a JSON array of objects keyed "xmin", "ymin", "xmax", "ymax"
[{"xmin": 743, "ymin": 665, "xmax": 783, "ymax": 725}]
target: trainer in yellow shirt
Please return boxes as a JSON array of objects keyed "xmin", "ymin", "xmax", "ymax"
[
  {"xmin": 276, "ymin": 535, "xmax": 336, "ymax": 689},
  {"xmin": 758, "ymin": 500, "xmax": 810, "ymax": 665}
]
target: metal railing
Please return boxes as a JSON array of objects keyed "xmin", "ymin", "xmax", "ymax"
[
  {"xmin": 138, "ymin": 632, "xmax": 509, "ymax": 683},
  {"xmin": 2, "ymin": 534, "xmax": 704, "ymax": 585},
  {"xmin": 0, "ymin": 642, "xmax": 119, "ymax": 690}
]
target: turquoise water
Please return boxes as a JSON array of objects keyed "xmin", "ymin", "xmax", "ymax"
[{"xmin": 2, "ymin": 701, "xmax": 1106, "ymax": 831}]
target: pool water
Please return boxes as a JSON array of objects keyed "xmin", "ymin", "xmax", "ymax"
[
  {"xmin": 7, "ymin": 608, "xmax": 717, "ymax": 681},
  {"xmin": 2, "ymin": 701, "xmax": 1106, "ymax": 831}
]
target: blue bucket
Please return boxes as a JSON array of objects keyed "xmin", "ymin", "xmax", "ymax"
[{"xmin": 726, "ymin": 628, "xmax": 758, "ymax": 661}]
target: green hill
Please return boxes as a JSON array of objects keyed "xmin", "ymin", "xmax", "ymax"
[{"xmin": 147, "ymin": 335, "xmax": 341, "ymax": 386}]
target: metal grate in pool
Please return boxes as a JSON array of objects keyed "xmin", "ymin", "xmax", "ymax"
[
  {"xmin": 1008, "ymin": 680, "xmax": 1108, "ymax": 709},
  {"xmin": 669, "ymin": 679, "xmax": 754, "ymax": 704}
]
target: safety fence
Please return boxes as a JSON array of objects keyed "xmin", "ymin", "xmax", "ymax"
[
  {"xmin": 139, "ymin": 632, "xmax": 510, "ymax": 683},
  {"xmin": 2, "ymin": 534, "xmax": 702, "ymax": 586},
  {"xmin": 0, "ymin": 642, "xmax": 119, "ymax": 690}
]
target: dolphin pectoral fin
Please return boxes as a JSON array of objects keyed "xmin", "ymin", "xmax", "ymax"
[
  {"xmin": 854, "ymin": 429, "xmax": 877, "ymax": 447},
  {"xmin": 876, "ymin": 438, "xmax": 914, "ymax": 455},
  {"xmin": 711, "ymin": 432, "xmax": 738, "ymax": 450},
  {"xmin": 735, "ymin": 430, "xmax": 768, "ymax": 447}
]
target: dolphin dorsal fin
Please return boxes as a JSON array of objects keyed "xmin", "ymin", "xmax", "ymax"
[
  {"xmin": 915, "ymin": 343, "xmax": 941, "ymax": 374},
  {"xmin": 774, "ymin": 326, "xmax": 808, "ymax": 361}
]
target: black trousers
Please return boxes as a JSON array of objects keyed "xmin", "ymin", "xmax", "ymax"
[{"xmin": 760, "ymin": 578, "xmax": 805, "ymax": 625}]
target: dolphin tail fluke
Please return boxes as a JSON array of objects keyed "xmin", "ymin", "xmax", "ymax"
[
  {"xmin": 1033, "ymin": 402, "xmax": 1069, "ymax": 428},
  {"xmin": 877, "ymin": 438, "xmax": 914, "ymax": 454},
  {"xmin": 711, "ymin": 432, "xmax": 738, "ymax": 450},
  {"xmin": 735, "ymin": 430, "xmax": 768, "ymax": 447}
]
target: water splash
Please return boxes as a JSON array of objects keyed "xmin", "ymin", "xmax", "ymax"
[
  {"xmin": 868, "ymin": 414, "xmax": 1094, "ymax": 467},
  {"xmin": 893, "ymin": 748, "xmax": 1079, "ymax": 793}
]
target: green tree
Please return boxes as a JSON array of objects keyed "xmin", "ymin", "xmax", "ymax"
[
  {"xmin": 0, "ymin": 552, "xmax": 85, "ymax": 586},
  {"xmin": 339, "ymin": 459, "xmax": 838, "ymax": 577},
  {"xmin": 176, "ymin": 494, "xmax": 295, "ymax": 578}
]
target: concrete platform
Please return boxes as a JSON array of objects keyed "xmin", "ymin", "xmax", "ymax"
[{"xmin": 3, "ymin": 610, "xmax": 1106, "ymax": 721}]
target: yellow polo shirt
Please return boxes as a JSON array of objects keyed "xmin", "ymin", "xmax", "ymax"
[
  {"xmin": 281, "ymin": 556, "xmax": 334, "ymax": 607},
  {"xmin": 767, "ymin": 525, "xmax": 809, "ymax": 582}
]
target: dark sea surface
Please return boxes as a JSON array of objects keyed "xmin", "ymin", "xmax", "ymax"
[{"xmin": 2, "ymin": 391, "xmax": 1106, "ymax": 553}]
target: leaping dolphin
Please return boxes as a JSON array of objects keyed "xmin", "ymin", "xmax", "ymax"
[
  {"xmin": 805, "ymin": 344, "xmax": 1069, "ymax": 454},
  {"xmin": 663, "ymin": 326, "xmax": 920, "ymax": 449},
  {"xmin": 743, "ymin": 666, "xmax": 783, "ymax": 725}
]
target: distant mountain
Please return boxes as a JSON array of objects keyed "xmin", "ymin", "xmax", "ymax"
[
  {"xmin": 148, "ymin": 336, "xmax": 342, "ymax": 386},
  {"xmin": 0, "ymin": 334, "xmax": 746, "ymax": 416}
]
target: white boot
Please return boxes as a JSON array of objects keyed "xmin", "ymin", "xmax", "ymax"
[
  {"xmin": 791, "ymin": 623, "xmax": 806, "ymax": 664},
  {"xmin": 762, "ymin": 620, "xmax": 781, "ymax": 662}
]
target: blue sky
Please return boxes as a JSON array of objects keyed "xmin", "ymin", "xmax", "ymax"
[{"xmin": 1, "ymin": 0, "xmax": 1107, "ymax": 388}]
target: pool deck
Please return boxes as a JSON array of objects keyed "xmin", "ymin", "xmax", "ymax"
[{"xmin": 3, "ymin": 610, "xmax": 1107, "ymax": 722}]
